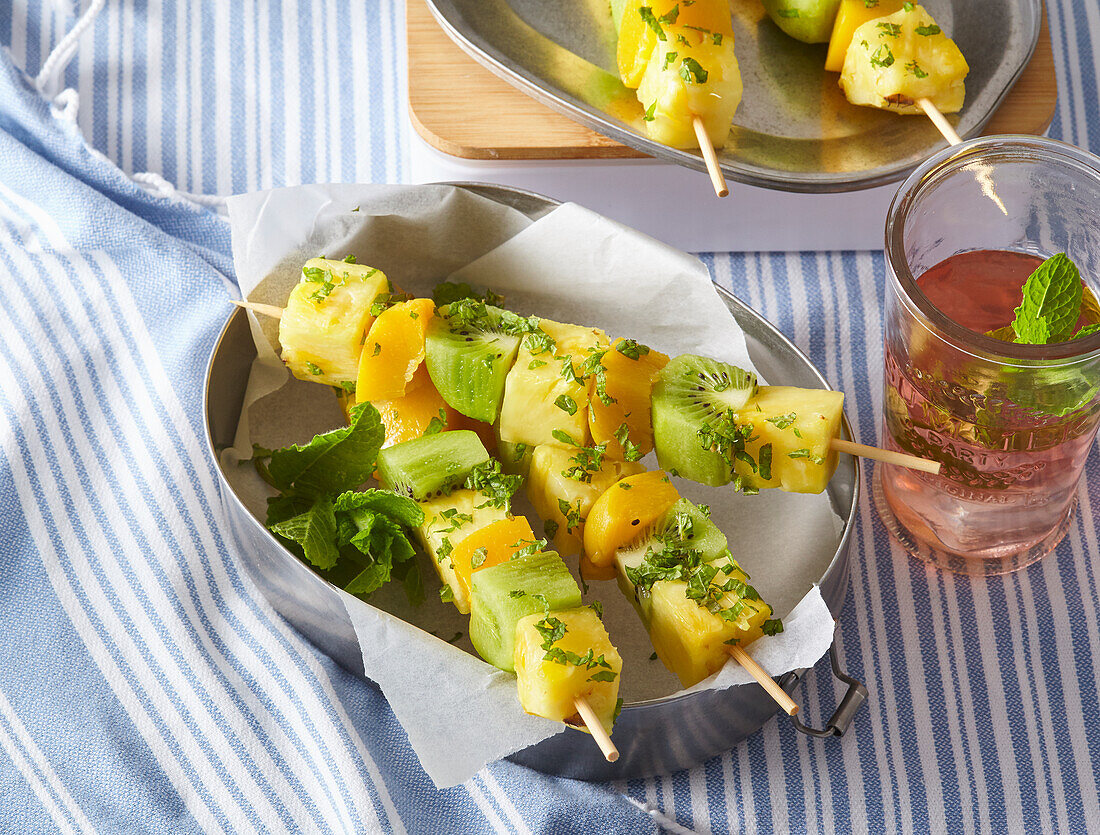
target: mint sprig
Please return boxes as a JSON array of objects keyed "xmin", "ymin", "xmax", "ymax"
[{"xmin": 1010, "ymin": 253, "xmax": 1085, "ymax": 344}]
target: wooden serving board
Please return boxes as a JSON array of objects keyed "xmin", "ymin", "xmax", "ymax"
[{"xmin": 408, "ymin": 0, "xmax": 1057, "ymax": 162}]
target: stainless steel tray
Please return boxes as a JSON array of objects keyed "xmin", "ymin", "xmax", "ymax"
[
  {"xmin": 203, "ymin": 184, "xmax": 864, "ymax": 780},
  {"xmin": 423, "ymin": 0, "xmax": 1041, "ymax": 192}
]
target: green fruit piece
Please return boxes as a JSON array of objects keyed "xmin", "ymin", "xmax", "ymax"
[
  {"xmin": 470, "ymin": 552, "xmax": 582, "ymax": 672},
  {"xmin": 376, "ymin": 430, "xmax": 489, "ymax": 500},
  {"xmin": 655, "ymin": 499, "xmax": 728, "ymax": 562},
  {"xmin": 425, "ymin": 300, "xmax": 524, "ymax": 423},
  {"xmin": 614, "ymin": 498, "xmax": 727, "ymax": 620},
  {"xmin": 761, "ymin": 0, "xmax": 842, "ymax": 43},
  {"xmin": 651, "ymin": 354, "xmax": 758, "ymax": 486}
]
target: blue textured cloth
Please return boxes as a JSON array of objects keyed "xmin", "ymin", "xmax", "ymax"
[{"xmin": 3, "ymin": 1, "xmax": 1100, "ymax": 832}]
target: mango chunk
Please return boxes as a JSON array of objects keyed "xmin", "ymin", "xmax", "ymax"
[
  {"xmin": 825, "ymin": 0, "xmax": 906, "ymax": 72},
  {"xmin": 451, "ymin": 516, "xmax": 537, "ymax": 601},
  {"xmin": 589, "ymin": 339, "xmax": 669, "ymax": 461},
  {"xmin": 356, "ymin": 298, "xmax": 435, "ymax": 402},
  {"xmin": 371, "ymin": 365, "xmax": 461, "ymax": 449},
  {"xmin": 582, "ymin": 471, "xmax": 680, "ymax": 571}
]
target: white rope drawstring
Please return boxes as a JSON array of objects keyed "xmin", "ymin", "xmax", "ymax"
[
  {"xmin": 49, "ymin": 87, "xmax": 80, "ymax": 122},
  {"xmin": 36, "ymin": 0, "xmax": 230, "ymax": 215},
  {"xmin": 35, "ymin": 0, "xmax": 106, "ymax": 99},
  {"xmin": 131, "ymin": 171, "xmax": 229, "ymax": 211}
]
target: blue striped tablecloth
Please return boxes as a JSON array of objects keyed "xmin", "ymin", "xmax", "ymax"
[{"xmin": 3, "ymin": 2, "xmax": 1100, "ymax": 832}]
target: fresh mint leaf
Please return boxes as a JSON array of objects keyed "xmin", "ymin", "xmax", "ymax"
[
  {"xmin": 267, "ymin": 402, "xmax": 384, "ymax": 496},
  {"xmin": 1074, "ymin": 323, "xmax": 1100, "ymax": 340},
  {"xmin": 269, "ymin": 496, "xmax": 339, "ymax": 569},
  {"xmin": 334, "ymin": 488, "xmax": 424, "ymax": 528},
  {"xmin": 1012, "ymin": 253, "xmax": 1083, "ymax": 344}
]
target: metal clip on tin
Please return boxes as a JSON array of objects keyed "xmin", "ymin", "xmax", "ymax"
[{"xmin": 780, "ymin": 641, "xmax": 868, "ymax": 738}]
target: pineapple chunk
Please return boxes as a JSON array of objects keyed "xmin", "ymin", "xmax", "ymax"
[
  {"xmin": 824, "ymin": 0, "xmax": 906, "ymax": 72},
  {"xmin": 618, "ymin": 553, "xmax": 773, "ymax": 688},
  {"xmin": 731, "ymin": 386, "xmax": 845, "ymax": 494},
  {"xmin": 526, "ymin": 445, "xmax": 644, "ymax": 558},
  {"xmin": 514, "ymin": 607, "xmax": 623, "ymax": 734},
  {"xmin": 498, "ymin": 319, "xmax": 608, "ymax": 448},
  {"xmin": 279, "ymin": 258, "xmax": 390, "ymax": 387},
  {"xmin": 415, "ymin": 489, "xmax": 510, "ymax": 614},
  {"xmin": 636, "ymin": 23, "xmax": 742, "ymax": 149},
  {"xmin": 840, "ymin": 5, "xmax": 968, "ymax": 114}
]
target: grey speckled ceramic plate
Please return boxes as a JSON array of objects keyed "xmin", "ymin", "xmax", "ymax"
[{"xmin": 424, "ymin": 0, "xmax": 1042, "ymax": 192}]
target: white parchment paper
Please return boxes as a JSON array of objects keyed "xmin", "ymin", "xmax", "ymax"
[{"xmin": 224, "ymin": 184, "xmax": 840, "ymax": 788}]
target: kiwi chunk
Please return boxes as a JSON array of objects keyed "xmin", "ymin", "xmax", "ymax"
[
  {"xmin": 469, "ymin": 551, "xmax": 582, "ymax": 672},
  {"xmin": 651, "ymin": 355, "xmax": 758, "ymax": 486},
  {"xmin": 614, "ymin": 498, "xmax": 728, "ymax": 618},
  {"xmin": 425, "ymin": 299, "xmax": 525, "ymax": 423},
  {"xmin": 376, "ymin": 430, "xmax": 489, "ymax": 500}
]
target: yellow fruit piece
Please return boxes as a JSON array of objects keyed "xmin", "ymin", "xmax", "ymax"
[
  {"xmin": 279, "ymin": 258, "xmax": 390, "ymax": 386},
  {"xmin": 498, "ymin": 319, "xmax": 608, "ymax": 449},
  {"xmin": 636, "ymin": 21, "xmax": 742, "ymax": 149},
  {"xmin": 451, "ymin": 516, "xmax": 537, "ymax": 601},
  {"xmin": 514, "ymin": 607, "xmax": 623, "ymax": 734},
  {"xmin": 825, "ymin": 0, "xmax": 905, "ymax": 72},
  {"xmin": 840, "ymin": 5, "xmax": 968, "ymax": 114},
  {"xmin": 356, "ymin": 298, "xmax": 435, "ymax": 402},
  {"xmin": 640, "ymin": 555, "xmax": 772, "ymax": 688},
  {"xmin": 372, "ymin": 365, "xmax": 461, "ymax": 449},
  {"xmin": 583, "ymin": 470, "xmax": 680, "ymax": 569},
  {"xmin": 416, "ymin": 489, "xmax": 510, "ymax": 614},
  {"xmin": 617, "ymin": 0, "xmax": 732, "ymax": 88},
  {"xmin": 732, "ymin": 386, "xmax": 845, "ymax": 494},
  {"xmin": 526, "ymin": 445, "xmax": 645, "ymax": 560},
  {"xmin": 589, "ymin": 339, "xmax": 669, "ymax": 460}
]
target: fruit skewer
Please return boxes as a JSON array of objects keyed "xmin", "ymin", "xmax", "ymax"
[
  {"xmin": 236, "ymin": 282, "xmax": 939, "ymax": 480},
  {"xmin": 584, "ymin": 476, "xmax": 798, "ymax": 714},
  {"xmin": 761, "ymin": 0, "xmax": 968, "ymax": 147},
  {"xmin": 249, "ymin": 264, "xmax": 820, "ymax": 720},
  {"xmin": 612, "ymin": 0, "xmax": 740, "ymax": 196},
  {"xmin": 367, "ymin": 429, "xmax": 627, "ymax": 760}
]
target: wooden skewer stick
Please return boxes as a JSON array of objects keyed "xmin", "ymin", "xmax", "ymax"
[
  {"xmin": 693, "ymin": 116, "xmax": 729, "ymax": 198},
  {"xmin": 574, "ymin": 696, "xmax": 619, "ymax": 762},
  {"xmin": 232, "ymin": 298, "xmax": 284, "ymax": 319},
  {"xmin": 726, "ymin": 644, "xmax": 799, "ymax": 716},
  {"xmin": 916, "ymin": 98, "xmax": 962, "ymax": 147},
  {"xmin": 829, "ymin": 438, "xmax": 942, "ymax": 475}
]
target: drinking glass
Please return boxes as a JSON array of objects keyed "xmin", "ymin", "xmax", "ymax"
[{"xmin": 875, "ymin": 136, "xmax": 1100, "ymax": 575}]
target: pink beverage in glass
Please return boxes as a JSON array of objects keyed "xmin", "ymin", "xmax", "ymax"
[
  {"xmin": 880, "ymin": 250, "xmax": 1100, "ymax": 571},
  {"xmin": 875, "ymin": 137, "xmax": 1100, "ymax": 575}
]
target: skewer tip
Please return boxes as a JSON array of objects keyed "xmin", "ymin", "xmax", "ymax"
[
  {"xmin": 692, "ymin": 116, "xmax": 729, "ymax": 198},
  {"xmin": 573, "ymin": 696, "xmax": 619, "ymax": 762}
]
